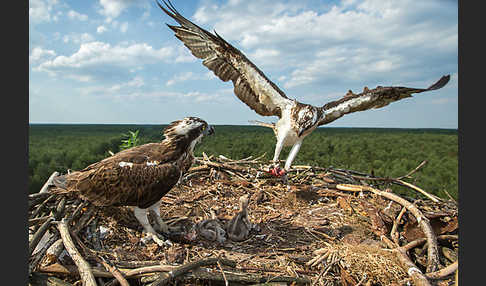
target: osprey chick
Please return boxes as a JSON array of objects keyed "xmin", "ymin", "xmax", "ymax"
[
  {"xmin": 49, "ymin": 117, "xmax": 214, "ymax": 246},
  {"xmin": 157, "ymin": 0, "xmax": 450, "ymax": 178}
]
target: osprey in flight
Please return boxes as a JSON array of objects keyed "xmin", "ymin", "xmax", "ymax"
[
  {"xmin": 50, "ymin": 117, "xmax": 214, "ymax": 245},
  {"xmin": 157, "ymin": 0, "xmax": 450, "ymax": 177}
]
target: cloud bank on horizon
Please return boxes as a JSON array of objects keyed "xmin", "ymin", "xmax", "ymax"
[{"xmin": 29, "ymin": 0, "xmax": 458, "ymax": 128}]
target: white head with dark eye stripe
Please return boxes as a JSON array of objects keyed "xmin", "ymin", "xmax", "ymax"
[{"xmin": 163, "ymin": 117, "xmax": 214, "ymax": 150}]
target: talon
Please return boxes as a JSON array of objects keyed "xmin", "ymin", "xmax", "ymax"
[
  {"xmin": 268, "ymin": 166, "xmax": 286, "ymax": 177},
  {"xmin": 141, "ymin": 232, "xmax": 172, "ymax": 247}
]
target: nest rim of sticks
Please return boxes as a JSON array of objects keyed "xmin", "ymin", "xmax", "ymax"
[{"xmin": 28, "ymin": 154, "xmax": 458, "ymax": 286}]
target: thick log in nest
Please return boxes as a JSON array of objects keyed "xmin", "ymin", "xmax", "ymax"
[{"xmin": 28, "ymin": 154, "xmax": 458, "ymax": 286}]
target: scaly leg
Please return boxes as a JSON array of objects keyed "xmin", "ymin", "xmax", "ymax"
[
  {"xmin": 149, "ymin": 201, "xmax": 181, "ymax": 233},
  {"xmin": 277, "ymin": 140, "xmax": 303, "ymax": 184},
  {"xmin": 285, "ymin": 140, "xmax": 303, "ymax": 171},
  {"xmin": 148, "ymin": 201, "xmax": 169, "ymax": 233},
  {"xmin": 272, "ymin": 136, "xmax": 285, "ymax": 166},
  {"xmin": 133, "ymin": 206, "xmax": 169, "ymax": 246},
  {"xmin": 269, "ymin": 136, "xmax": 286, "ymax": 176}
]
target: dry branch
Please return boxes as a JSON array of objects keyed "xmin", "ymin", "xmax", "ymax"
[
  {"xmin": 391, "ymin": 206, "xmax": 407, "ymax": 244},
  {"xmin": 100, "ymin": 257, "xmax": 130, "ymax": 286},
  {"xmin": 426, "ymin": 261, "xmax": 458, "ymax": 279},
  {"xmin": 337, "ymin": 184, "xmax": 440, "ymax": 273},
  {"xmin": 149, "ymin": 257, "xmax": 236, "ymax": 286},
  {"xmin": 29, "ymin": 216, "xmax": 54, "ymax": 256},
  {"xmin": 55, "ymin": 218, "xmax": 97, "ymax": 286},
  {"xmin": 39, "ymin": 171, "xmax": 59, "ymax": 193}
]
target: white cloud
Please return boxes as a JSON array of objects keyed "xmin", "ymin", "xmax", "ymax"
[
  {"xmin": 62, "ymin": 33, "xmax": 95, "ymax": 44},
  {"xmin": 142, "ymin": 90, "xmax": 223, "ymax": 103},
  {"xmin": 80, "ymin": 84, "xmax": 221, "ymax": 103},
  {"xmin": 29, "ymin": 0, "xmax": 458, "ymax": 127},
  {"xmin": 98, "ymin": 0, "xmax": 133, "ymax": 22},
  {"xmin": 191, "ymin": 0, "xmax": 457, "ymax": 90},
  {"xmin": 66, "ymin": 74, "xmax": 93, "ymax": 82},
  {"xmin": 67, "ymin": 10, "xmax": 88, "ymax": 21},
  {"xmin": 166, "ymin": 72, "xmax": 196, "ymax": 86},
  {"xmin": 120, "ymin": 22, "xmax": 129, "ymax": 33},
  {"xmin": 34, "ymin": 41, "xmax": 174, "ymax": 80},
  {"xmin": 109, "ymin": 76, "xmax": 144, "ymax": 92},
  {"xmin": 96, "ymin": 25, "xmax": 108, "ymax": 34},
  {"xmin": 29, "ymin": 0, "xmax": 60, "ymax": 23},
  {"xmin": 78, "ymin": 76, "xmax": 145, "ymax": 96},
  {"xmin": 249, "ymin": 48, "xmax": 280, "ymax": 66},
  {"xmin": 29, "ymin": 47, "xmax": 56, "ymax": 63},
  {"xmin": 166, "ymin": 70, "xmax": 223, "ymax": 86}
]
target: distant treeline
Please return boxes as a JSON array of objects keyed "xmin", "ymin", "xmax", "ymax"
[{"xmin": 29, "ymin": 124, "xmax": 458, "ymax": 200}]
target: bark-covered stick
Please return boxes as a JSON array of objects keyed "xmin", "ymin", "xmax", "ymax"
[{"xmin": 55, "ymin": 218, "xmax": 97, "ymax": 286}]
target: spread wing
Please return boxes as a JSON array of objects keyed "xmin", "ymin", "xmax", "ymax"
[
  {"xmin": 318, "ymin": 75, "xmax": 450, "ymax": 126},
  {"xmin": 157, "ymin": 0, "xmax": 291, "ymax": 118}
]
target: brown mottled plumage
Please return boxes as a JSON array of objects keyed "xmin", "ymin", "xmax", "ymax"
[
  {"xmin": 157, "ymin": 0, "xmax": 450, "ymax": 177},
  {"xmin": 50, "ymin": 117, "xmax": 214, "ymax": 246}
]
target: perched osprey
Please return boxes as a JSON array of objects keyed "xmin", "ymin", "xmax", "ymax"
[
  {"xmin": 157, "ymin": 0, "xmax": 450, "ymax": 177},
  {"xmin": 49, "ymin": 117, "xmax": 214, "ymax": 246}
]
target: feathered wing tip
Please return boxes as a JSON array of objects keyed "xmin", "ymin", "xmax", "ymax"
[
  {"xmin": 248, "ymin": 120, "xmax": 275, "ymax": 129},
  {"xmin": 318, "ymin": 74, "xmax": 451, "ymax": 126},
  {"xmin": 426, "ymin": 74, "xmax": 450, "ymax": 91},
  {"xmin": 156, "ymin": 0, "xmax": 205, "ymax": 33},
  {"xmin": 249, "ymin": 120, "xmax": 277, "ymax": 135}
]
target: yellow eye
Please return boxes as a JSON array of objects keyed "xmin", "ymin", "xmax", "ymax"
[{"xmin": 202, "ymin": 126, "xmax": 206, "ymax": 130}]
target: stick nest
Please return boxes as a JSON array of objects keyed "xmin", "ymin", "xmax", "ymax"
[{"xmin": 28, "ymin": 154, "xmax": 458, "ymax": 286}]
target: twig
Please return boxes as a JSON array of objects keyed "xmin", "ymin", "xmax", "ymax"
[
  {"xmin": 100, "ymin": 256, "xmax": 130, "ymax": 286},
  {"xmin": 311, "ymin": 262, "xmax": 334, "ymax": 286},
  {"xmin": 355, "ymin": 275, "xmax": 367, "ymax": 286},
  {"xmin": 329, "ymin": 165, "xmax": 442, "ymax": 202},
  {"xmin": 29, "ymin": 232, "xmax": 60, "ymax": 274},
  {"xmin": 149, "ymin": 257, "xmax": 237, "ymax": 286},
  {"xmin": 381, "ymin": 236, "xmax": 431, "ymax": 286},
  {"xmin": 29, "ymin": 215, "xmax": 52, "ymax": 227},
  {"xmin": 401, "ymin": 234, "xmax": 459, "ymax": 252},
  {"xmin": 397, "ymin": 160, "xmax": 428, "ymax": 180},
  {"xmin": 394, "ymin": 179, "xmax": 441, "ymax": 202},
  {"xmin": 55, "ymin": 218, "xmax": 97, "ymax": 286},
  {"xmin": 30, "ymin": 194, "xmax": 55, "ymax": 219},
  {"xmin": 122, "ymin": 265, "xmax": 176, "ymax": 277},
  {"xmin": 217, "ymin": 260, "xmax": 229, "ymax": 286},
  {"xmin": 29, "ymin": 216, "xmax": 54, "ymax": 256},
  {"xmin": 426, "ymin": 261, "xmax": 458, "ymax": 279},
  {"xmin": 337, "ymin": 184, "xmax": 440, "ymax": 273},
  {"xmin": 44, "ymin": 238, "xmax": 65, "ymax": 264},
  {"xmin": 390, "ymin": 206, "xmax": 407, "ymax": 245},
  {"xmin": 443, "ymin": 189, "xmax": 457, "ymax": 204},
  {"xmin": 29, "ymin": 192, "xmax": 51, "ymax": 210},
  {"xmin": 194, "ymin": 159, "xmax": 250, "ymax": 173},
  {"xmin": 39, "ymin": 171, "xmax": 59, "ymax": 193}
]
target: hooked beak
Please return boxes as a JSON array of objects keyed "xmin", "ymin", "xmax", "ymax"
[{"xmin": 204, "ymin": 125, "xmax": 215, "ymax": 136}]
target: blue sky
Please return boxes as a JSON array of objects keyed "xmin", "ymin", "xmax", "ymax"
[{"xmin": 29, "ymin": 0, "xmax": 458, "ymax": 128}]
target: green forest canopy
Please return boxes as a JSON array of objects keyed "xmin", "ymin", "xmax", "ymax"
[{"xmin": 28, "ymin": 124, "xmax": 458, "ymax": 200}]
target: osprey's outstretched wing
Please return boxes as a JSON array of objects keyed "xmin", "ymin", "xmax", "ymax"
[
  {"xmin": 318, "ymin": 75, "xmax": 450, "ymax": 126},
  {"xmin": 157, "ymin": 0, "xmax": 291, "ymax": 118}
]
